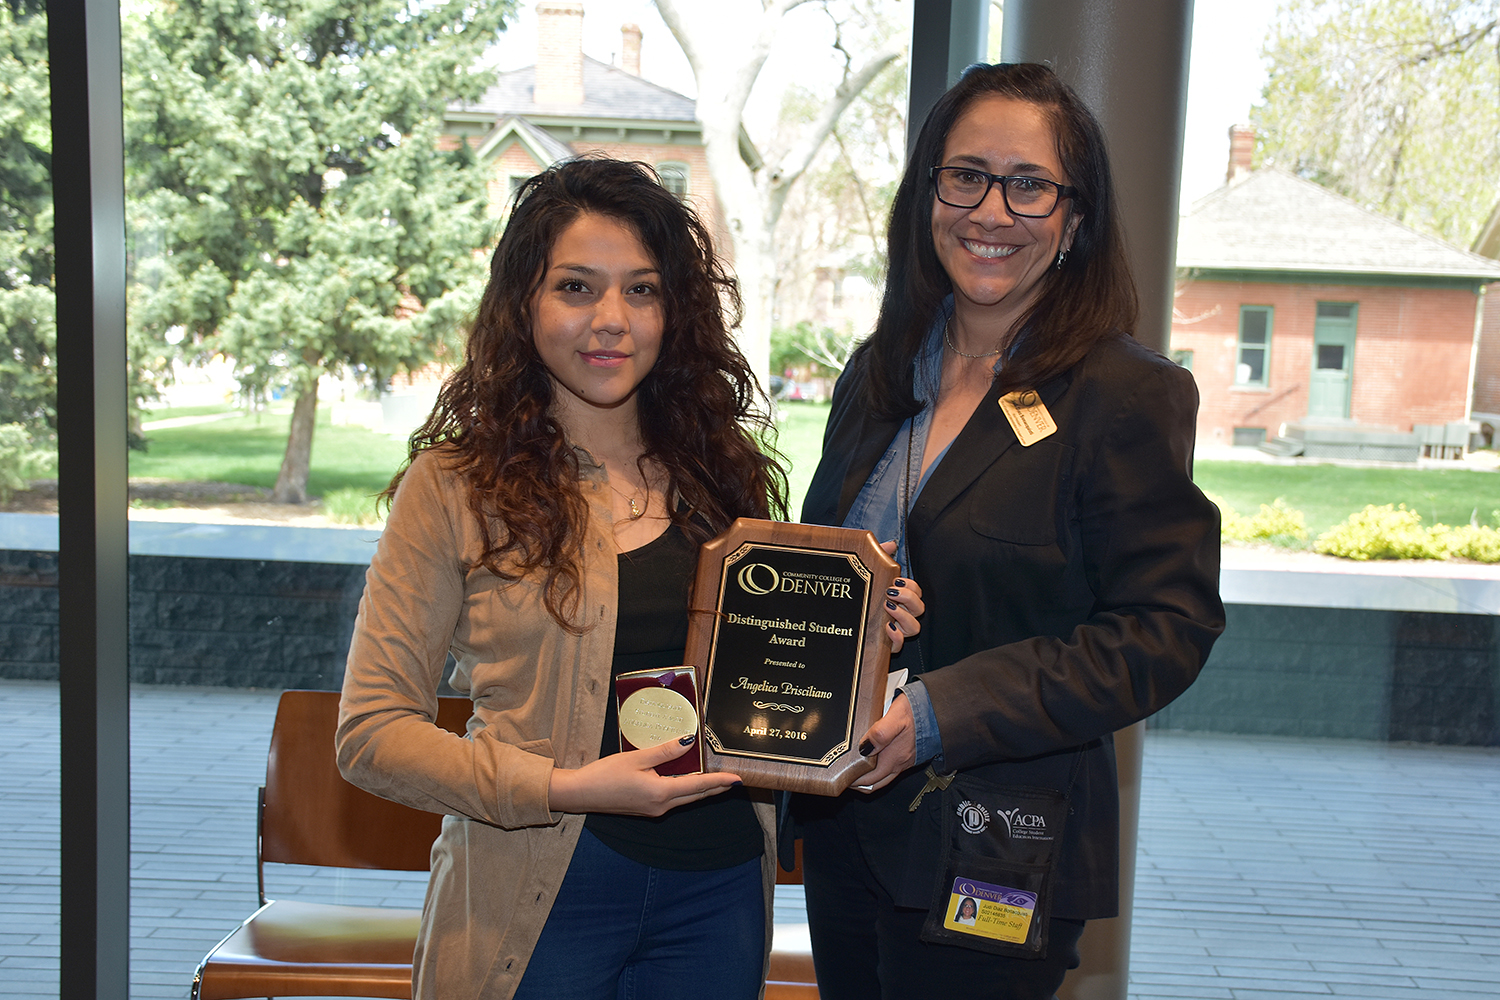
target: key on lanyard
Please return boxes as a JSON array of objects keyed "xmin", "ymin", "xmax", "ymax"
[{"xmin": 908, "ymin": 763, "xmax": 956, "ymax": 812}]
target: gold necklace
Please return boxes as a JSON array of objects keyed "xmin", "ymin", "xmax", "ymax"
[
  {"xmin": 943, "ymin": 315, "xmax": 1003, "ymax": 359},
  {"xmin": 609, "ymin": 480, "xmax": 647, "ymax": 520}
]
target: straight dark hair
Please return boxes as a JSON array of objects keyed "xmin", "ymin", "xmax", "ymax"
[
  {"xmin": 393, "ymin": 157, "xmax": 786, "ymax": 630},
  {"xmin": 859, "ymin": 62, "xmax": 1138, "ymax": 417}
]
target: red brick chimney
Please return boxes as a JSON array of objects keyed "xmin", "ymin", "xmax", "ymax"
[
  {"xmin": 620, "ymin": 23, "xmax": 642, "ymax": 76},
  {"xmin": 1226, "ymin": 124, "xmax": 1255, "ymax": 185},
  {"xmin": 534, "ymin": 1, "xmax": 585, "ymax": 106}
]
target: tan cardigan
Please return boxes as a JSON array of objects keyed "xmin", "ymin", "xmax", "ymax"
[{"xmin": 337, "ymin": 447, "xmax": 776, "ymax": 1000}]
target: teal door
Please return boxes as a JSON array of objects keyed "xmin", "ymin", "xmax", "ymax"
[{"xmin": 1308, "ymin": 303, "xmax": 1356, "ymax": 420}]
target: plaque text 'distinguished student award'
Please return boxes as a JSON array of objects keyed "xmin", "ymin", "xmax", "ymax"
[{"xmin": 685, "ymin": 519, "xmax": 899, "ymax": 795}]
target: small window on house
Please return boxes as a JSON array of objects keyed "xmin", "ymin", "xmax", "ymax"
[
  {"xmin": 1235, "ymin": 306, "xmax": 1272, "ymax": 387},
  {"xmin": 508, "ymin": 174, "xmax": 532, "ymax": 196},
  {"xmin": 1171, "ymin": 349, "xmax": 1193, "ymax": 370},
  {"xmin": 1233, "ymin": 426, "xmax": 1267, "ymax": 447},
  {"xmin": 657, "ymin": 162, "xmax": 689, "ymax": 200}
]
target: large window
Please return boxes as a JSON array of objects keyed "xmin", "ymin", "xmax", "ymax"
[
  {"xmin": 1235, "ymin": 305, "xmax": 1272, "ymax": 387},
  {"xmin": 0, "ymin": 0, "xmax": 59, "ymax": 996},
  {"xmin": 34, "ymin": 6, "xmax": 1500, "ymax": 1000}
]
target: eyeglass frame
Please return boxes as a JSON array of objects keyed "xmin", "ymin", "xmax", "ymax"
[{"xmin": 929, "ymin": 166, "xmax": 1079, "ymax": 218}]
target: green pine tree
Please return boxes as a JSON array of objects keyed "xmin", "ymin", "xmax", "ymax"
[
  {"xmin": 125, "ymin": 0, "xmax": 515, "ymax": 501},
  {"xmin": 0, "ymin": 0, "xmax": 56, "ymax": 442}
]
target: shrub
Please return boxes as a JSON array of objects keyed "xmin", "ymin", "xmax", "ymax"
[
  {"xmin": 0, "ymin": 423, "xmax": 53, "ymax": 503},
  {"xmin": 320, "ymin": 487, "xmax": 382, "ymax": 526},
  {"xmin": 1206, "ymin": 492, "xmax": 1308, "ymax": 546},
  {"xmin": 1440, "ymin": 524, "xmax": 1500, "ymax": 563},
  {"xmin": 1314, "ymin": 504, "xmax": 1447, "ymax": 560}
]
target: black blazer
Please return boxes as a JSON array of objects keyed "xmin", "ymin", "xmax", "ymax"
[{"xmin": 797, "ymin": 331, "xmax": 1224, "ymax": 919}]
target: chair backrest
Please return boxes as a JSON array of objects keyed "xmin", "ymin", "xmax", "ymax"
[{"xmin": 260, "ymin": 689, "xmax": 470, "ymax": 872}]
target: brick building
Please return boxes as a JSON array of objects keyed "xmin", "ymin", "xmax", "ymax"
[
  {"xmin": 356, "ymin": 2, "xmax": 729, "ymax": 436},
  {"xmin": 440, "ymin": 2, "xmax": 721, "ymax": 237},
  {"xmin": 1469, "ymin": 204, "xmax": 1500, "ymax": 444},
  {"xmin": 1171, "ymin": 130, "xmax": 1500, "ymax": 453}
]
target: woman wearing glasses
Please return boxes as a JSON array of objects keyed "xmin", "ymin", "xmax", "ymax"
[{"xmin": 792, "ymin": 63, "xmax": 1223, "ymax": 998}]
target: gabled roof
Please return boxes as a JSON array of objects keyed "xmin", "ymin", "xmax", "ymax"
[
  {"xmin": 1177, "ymin": 169, "xmax": 1500, "ymax": 282},
  {"xmin": 474, "ymin": 115, "xmax": 575, "ymax": 165},
  {"xmin": 452, "ymin": 56, "xmax": 698, "ymax": 124}
]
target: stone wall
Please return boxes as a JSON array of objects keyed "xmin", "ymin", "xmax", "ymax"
[
  {"xmin": 0, "ymin": 549, "xmax": 58, "ymax": 681},
  {"xmin": 3, "ymin": 545, "xmax": 1496, "ymax": 746},
  {"xmin": 0, "ymin": 549, "xmax": 366, "ymax": 690},
  {"xmin": 1151, "ymin": 603, "xmax": 1497, "ymax": 746}
]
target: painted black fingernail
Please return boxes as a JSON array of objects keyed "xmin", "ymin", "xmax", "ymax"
[
  {"xmin": 885, "ymin": 600, "xmax": 897, "ymax": 610},
  {"xmin": 859, "ymin": 739, "xmax": 875, "ymax": 756},
  {"xmin": 679, "ymin": 734, "xmax": 696, "ymax": 746},
  {"xmin": 732, "ymin": 780, "xmax": 744, "ymax": 788},
  {"xmin": 894, "ymin": 578, "xmax": 907, "ymax": 586},
  {"xmin": 886, "ymin": 588, "xmax": 901, "ymax": 597}
]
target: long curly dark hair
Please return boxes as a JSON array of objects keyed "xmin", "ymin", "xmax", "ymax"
[
  {"xmin": 391, "ymin": 157, "xmax": 787, "ymax": 630},
  {"xmin": 861, "ymin": 62, "xmax": 1139, "ymax": 418}
]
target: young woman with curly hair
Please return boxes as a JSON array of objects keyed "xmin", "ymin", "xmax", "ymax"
[{"xmin": 335, "ymin": 158, "xmax": 926, "ymax": 1000}]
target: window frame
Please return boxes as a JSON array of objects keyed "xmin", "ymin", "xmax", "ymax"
[
  {"xmin": 1234, "ymin": 305, "xmax": 1273, "ymax": 388},
  {"xmin": 655, "ymin": 161, "xmax": 689, "ymax": 200}
]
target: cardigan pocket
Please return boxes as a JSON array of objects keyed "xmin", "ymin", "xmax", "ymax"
[
  {"xmin": 514, "ymin": 737, "xmax": 555, "ymax": 758},
  {"xmin": 967, "ymin": 440, "xmax": 1074, "ymax": 546}
]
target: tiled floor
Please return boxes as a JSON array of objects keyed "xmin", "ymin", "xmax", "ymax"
[
  {"xmin": 1131, "ymin": 731, "xmax": 1500, "ymax": 998},
  {"xmin": 1, "ymin": 681, "xmax": 1496, "ymax": 998}
]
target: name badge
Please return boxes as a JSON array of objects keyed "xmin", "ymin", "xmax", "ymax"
[
  {"xmin": 998, "ymin": 390, "xmax": 1056, "ymax": 446},
  {"xmin": 942, "ymin": 876, "xmax": 1037, "ymax": 944}
]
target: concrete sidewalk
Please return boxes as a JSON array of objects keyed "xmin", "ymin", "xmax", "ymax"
[{"xmin": 1, "ymin": 681, "xmax": 1496, "ymax": 998}]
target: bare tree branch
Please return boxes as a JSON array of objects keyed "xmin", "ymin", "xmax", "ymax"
[{"xmin": 764, "ymin": 41, "xmax": 900, "ymax": 221}]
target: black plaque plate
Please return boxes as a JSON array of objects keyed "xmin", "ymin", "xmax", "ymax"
[{"xmin": 686, "ymin": 518, "xmax": 898, "ymax": 795}]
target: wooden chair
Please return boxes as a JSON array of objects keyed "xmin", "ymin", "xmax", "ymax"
[
  {"xmin": 767, "ymin": 839, "xmax": 820, "ymax": 999},
  {"xmin": 191, "ymin": 689, "xmax": 470, "ymax": 1000}
]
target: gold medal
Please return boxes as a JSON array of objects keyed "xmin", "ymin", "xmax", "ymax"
[{"xmin": 618, "ymin": 686, "xmax": 698, "ymax": 751}]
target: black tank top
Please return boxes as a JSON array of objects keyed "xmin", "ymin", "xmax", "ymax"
[{"xmin": 582, "ymin": 525, "xmax": 763, "ymax": 870}]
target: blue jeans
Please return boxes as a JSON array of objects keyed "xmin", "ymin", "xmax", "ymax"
[{"xmin": 513, "ymin": 828, "xmax": 765, "ymax": 1000}]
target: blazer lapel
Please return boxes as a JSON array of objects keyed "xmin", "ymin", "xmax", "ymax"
[{"xmin": 906, "ymin": 371, "xmax": 1072, "ymax": 538}]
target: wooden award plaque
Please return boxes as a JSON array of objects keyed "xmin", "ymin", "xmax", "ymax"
[{"xmin": 684, "ymin": 518, "xmax": 899, "ymax": 796}]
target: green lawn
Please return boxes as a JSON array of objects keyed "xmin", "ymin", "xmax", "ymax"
[
  {"xmin": 129, "ymin": 404, "xmax": 830, "ymax": 504},
  {"xmin": 1193, "ymin": 460, "xmax": 1500, "ymax": 536},
  {"xmin": 130, "ymin": 408, "xmax": 410, "ymax": 498},
  {"xmin": 773, "ymin": 401, "xmax": 831, "ymax": 514},
  {"xmin": 140, "ymin": 402, "xmax": 242, "ymax": 421},
  {"xmin": 126, "ymin": 401, "xmax": 1500, "ymax": 541},
  {"xmin": 771, "ymin": 404, "xmax": 1500, "ymax": 538}
]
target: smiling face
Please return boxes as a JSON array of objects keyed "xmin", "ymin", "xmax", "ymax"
[
  {"xmin": 931, "ymin": 95, "xmax": 1080, "ymax": 333},
  {"xmin": 531, "ymin": 212, "xmax": 664, "ymax": 428}
]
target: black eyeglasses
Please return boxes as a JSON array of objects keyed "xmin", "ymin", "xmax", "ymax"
[{"xmin": 930, "ymin": 166, "xmax": 1078, "ymax": 218}]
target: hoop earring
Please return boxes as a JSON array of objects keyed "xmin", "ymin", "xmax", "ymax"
[{"xmin": 1055, "ymin": 248, "xmax": 1069, "ymax": 270}]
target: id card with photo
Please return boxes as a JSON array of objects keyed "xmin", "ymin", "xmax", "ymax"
[{"xmin": 941, "ymin": 877, "xmax": 1037, "ymax": 944}]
